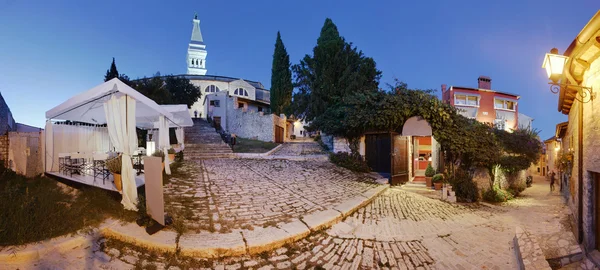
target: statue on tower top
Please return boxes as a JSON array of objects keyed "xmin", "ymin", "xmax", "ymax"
[{"xmin": 194, "ymin": 12, "xmax": 198, "ymax": 20}]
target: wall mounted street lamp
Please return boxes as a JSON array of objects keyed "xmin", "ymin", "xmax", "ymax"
[{"xmin": 542, "ymin": 48, "xmax": 595, "ymax": 102}]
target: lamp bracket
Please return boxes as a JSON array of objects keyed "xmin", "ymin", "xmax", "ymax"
[{"xmin": 549, "ymin": 83, "xmax": 595, "ymax": 103}]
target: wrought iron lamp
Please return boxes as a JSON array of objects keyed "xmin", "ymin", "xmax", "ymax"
[{"xmin": 542, "ymin": 48, "xmax": 594, "ymax": 102}]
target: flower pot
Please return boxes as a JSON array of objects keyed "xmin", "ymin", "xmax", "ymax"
[
  {"xmin": 168, "ymin": 153, "xmax": 175, "ymax": 162},
  {"xmin": 112, "ymin": 173, "xmax": 122, "ymax": 191},
  {"xmin": 425, "ymin": 177, "xmax": 433, "ymax": 188},
  {"xmin": 434, "ymin": 182, "xmax": 443, "ymax": 191}
]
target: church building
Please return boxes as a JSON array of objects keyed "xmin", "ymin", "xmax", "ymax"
[{"xmin": 181, "ymin": 14, "xmax": 287, "ymax": 143}]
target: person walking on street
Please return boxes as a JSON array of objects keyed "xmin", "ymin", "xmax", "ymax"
[{"xmin": 550, "ymin": 171, "xmax": 556, "ymax": 192}]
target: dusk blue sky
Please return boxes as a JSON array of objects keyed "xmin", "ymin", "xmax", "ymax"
[{"xmin": 0, "ymin": 0, "xmax": 598, "ymax": 140}]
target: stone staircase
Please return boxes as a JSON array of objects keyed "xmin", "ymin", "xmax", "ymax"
[{"xmin": 184, "ymin": 118, "xmax": 234, "ymax": 159}]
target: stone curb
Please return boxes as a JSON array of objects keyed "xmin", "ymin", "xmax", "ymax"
[
  {"xmin": 100, "ymin": 183, "xmax": 389, "ymax": 258},
  {"xmin": 234, "ymin": 144, "xmax": 284, "ymax": 158},
  {"xmin": 236, "ymin": 154, "xmax": 329, "ymax": 161},
  {"xmin": 0, "ymin": 228, "xmax": 101, "ymax": 265},
  {"xmin": 514, "ymin": 226, "xmax": 552, "ymax": 270}
]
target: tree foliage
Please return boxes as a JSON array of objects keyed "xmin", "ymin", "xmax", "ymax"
[
  {"xmin": 130, "ymin": 75, "xmax": 201, "ymax": 108},
  {"xmin": 292, "ymin": 18, "xmax": 381, "ymax": 122},
  {"xmin": 270, "ymin": 31, "xmax": 293, "ymax": 115},
  {"xmin": 104, "ymin": 57, "xmax": 120, "ymax": 82}
]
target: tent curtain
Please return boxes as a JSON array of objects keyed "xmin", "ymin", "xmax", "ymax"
[
  {"xmin": 104, "ymin": 95, "xmax": 138, "ymax": 210},
  {"xmin": 44, "ymin": 122, "xmax": 112, "ymax": 172},
  {"xmin": 175, "ymin": 127, "xmax": 184, "ymax": 150},
  {"xmin": 159, "ymin": 116, "xmax": 172, "ymax": 175},
  {"xmin": 45, "ymin": 121, "xmax": 53, "ymax": 172}
]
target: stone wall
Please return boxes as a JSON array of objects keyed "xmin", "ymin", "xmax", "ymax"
[
  {"xmin": 472, "ymin": 167, "xmax": 527, "ymax": 192},
  {"xmin": 8, "ymin": 131, "xmax": 43, "ymax": 177},
  {"xmin": 580, "ymin": 54, "xmax": 600, "ymax": 250},
  {"xmin": 0, "ymin": 135, "xmax": 7, "ymax": 166},
  {"xmin": 226, "ymin": 100, "xmax": 285, "ymax": 142}
]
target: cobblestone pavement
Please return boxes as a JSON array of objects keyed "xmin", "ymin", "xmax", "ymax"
[
  {"xmin": 271, "ymin": 141, "xmax": 326, "ymax": 156},
  {"xmin": 497, "ymin": 176, "xmax": 581, "ymax": 265},
  {"xmin": 165, "ymin": 159, "xmax": 379, "ymax": 233},
  {"xmin": 6, "ymin": 175, "xmax": 589, "ymax": 270},
  {"xmin": 10, "ymin": 188, "xmax": 523, "ymax": 270}
]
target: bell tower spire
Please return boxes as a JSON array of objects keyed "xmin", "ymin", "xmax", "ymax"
[{"xmin": 187, "ymin": 12, "xmax": 207, "ymax": 75}]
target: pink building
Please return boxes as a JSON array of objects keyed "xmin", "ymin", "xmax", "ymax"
[{"xmin": 442, "ymin": 76, "xmax": 520, "ymax": 130}]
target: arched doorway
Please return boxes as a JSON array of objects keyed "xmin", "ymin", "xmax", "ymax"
[
  {"xmin": 401, "ymin": 116, "xmax": 437, "ymax": 183},
  {"xmin": 363, "ymin": 116, "xmax": 438, "ymax": 185}
]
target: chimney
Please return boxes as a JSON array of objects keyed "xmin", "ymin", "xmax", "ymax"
[
  {"xmin": 441, "ymin": 84, "xmax": 447, "ymax": 92},
  {"xmin": 478, "ymin": 76, "xmax": 491, "ymax": 89}
]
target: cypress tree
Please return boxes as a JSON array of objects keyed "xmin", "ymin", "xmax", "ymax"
[
  {"xmin": 270, "ymin": 31, "xmax": 293, "ymax": 115},
  {"xmin": 104, "ymin": 57, "xmax": 120, "ymax": 82},
  {"xmin": 292, "ymin": 18, "xmax": 381, "ymax": 122}
]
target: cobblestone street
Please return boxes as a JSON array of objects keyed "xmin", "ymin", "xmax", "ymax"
[
  {"xmin": 271, "ymin": 140, "xmax": 326, "ymax": 156},
  {"xmin": 165, "ymin": 159, "xmax": 379, "ymax": 233},
  {"xmin": 4, "ymin": 171, "xmax": 586, "ymax": 270}
]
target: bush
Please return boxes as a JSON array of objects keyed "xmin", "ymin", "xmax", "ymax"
[
  {"xmin": 152, "ymin": 150, "xmax": 165, "ymax": 162},
  {"xmin": 432, "ymin": 173, "xmax": 444, "ymax": 183},
  {"xmin": 290, "ymin": 135, "xmax": 296, "ymax": 139},
  {"xmin": 167, "ymin": 148, "xmax": 176, "ymax": 154},
  {"xmin": 448, "ymin": 170, "xmax": 479, "ymax": 202},
  {"xmin": 507, "ymin": 182, "xmax": 527, "ymax": 197},
  {"xmin": 483, "ymin": 186, "xmax": 514, "ymax": 203},
  {"xmin": 329, "ymin": 152, "xmax": 371, "ymax": 173},
  {"xmin": 526, "ymin": 176, "xmax": 533, "ymax": 187},
  {"xmin": 106, "ymin": 155, "xmax": 122, "ymax": 174},
  {"xmin": 314, "ymin": 134, "xmax": 321, "ymax": 142},
  {"xmin": 425, "ymin": 163, "xmax": 435, "ymax": 177}
]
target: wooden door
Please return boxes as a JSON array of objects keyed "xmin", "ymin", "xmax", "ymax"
[
  {"xmin": 365, "ymin": 134, "xmax": 391, "ymax": 173},
  {"xmin": 26, "ymin": 136, "xmax": 39, "ymax": 177},
  {"xmin": 391, "ymin": 135, "xmax": 409, "ymax": 185},
  {"xmin": 275, "ymin": 126, "xmax": 284, "ymax": 143}
]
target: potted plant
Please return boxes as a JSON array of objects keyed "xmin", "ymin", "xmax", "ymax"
[
  {"xmin": 167, "ymin": 148, "xmax": 176, "ymax": 162},
  {"xmin": 425, "ymin": 163, "xmax": 435, "ymax": 188},
  {"xmin": 106, "ymin": 155, "xmax": 123, "ymax": 191},
  {"xmin": 432, "ymin": 173, "xmax": 444, "ymax": 191},
  {"xmin": 152, "ymin": 150, "xmax": 165, "ymax": 171}
]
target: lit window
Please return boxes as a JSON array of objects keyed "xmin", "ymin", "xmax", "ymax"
[
  {"xmin": 454, "ymin": 94, "xmax": 478, "ymax": 106},
  {"xmin": 205, "ymin": 85, "xmax": 220, "ymax": 93},
  {"xmin": 455, "ymin": 95, "xmax": 466, "ymax": 105},
  {"xmin": 495, "ymin": 99, "xmax": 516, "ymax": 110},
  {"xmin": 467, "ymin": 96, "xmax": 478, "ymax": 106}
]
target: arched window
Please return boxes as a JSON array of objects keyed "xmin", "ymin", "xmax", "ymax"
[
  {"xmin": 234, "ymin": 88, "xmax": 248, "ymax": 97},
  {"xmin": 205, "ymin": 85, "xmax": 220, "ymax": 93}
]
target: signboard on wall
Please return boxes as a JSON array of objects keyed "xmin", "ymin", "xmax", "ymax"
[{"xmin": 144, "ymin": 156, "xmax": 165, "ymax": 225}]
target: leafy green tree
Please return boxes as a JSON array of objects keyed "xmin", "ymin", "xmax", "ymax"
[
  {"xmin": 130, "ymin": 75, "xmax": 201, "ymax": 108},
  {"xmin": 104, "ymin": 57, "xmax": 120, "ymax": 82},
  {"xmin": 292, "ymin": 18, "xmax": 381, "ymax": 122},
  {"xmin": 270, "ymin": 31, "xmax": 293, "ymax": 115}
]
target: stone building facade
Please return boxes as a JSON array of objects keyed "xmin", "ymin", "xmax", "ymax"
[
  {"xmin": 0, "ymin": 92, "xmax": 16, "ymax": 165},
  {"xmin": 550, "ymin": 11, "xmax": 600, "ymax": 253}
]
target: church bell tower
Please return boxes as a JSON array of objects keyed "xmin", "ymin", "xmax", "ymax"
[{"xmin": 187, "ymin": 13, "xmax": 207, "ymax": 75}]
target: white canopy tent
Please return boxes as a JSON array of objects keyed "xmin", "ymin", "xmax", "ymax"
[
  {"xmin": 45, "ymin": 78, "xmax": 179, "ymax": 210},
  {"xmin": 149, "ymin": 105, "xmax": 193, "ymax": 152}
]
